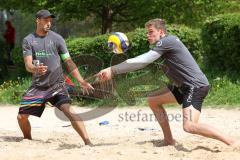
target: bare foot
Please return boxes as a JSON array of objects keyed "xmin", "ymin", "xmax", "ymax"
[
  {"xmin": 164, "ymin": 139, "xmax": 176, "ymax": 146},
  {"xmin": 23, "ymin": 137, "xmax": 32, "ymax": 140},
  {"xmin": 85, "ymin": 139, "xmax": 94, "ymax": 147}
]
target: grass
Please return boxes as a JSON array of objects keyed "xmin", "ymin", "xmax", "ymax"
[
  {"xmin": 203, "ymin": 69, "xmax": 240, "ymax": 108},
  {"xmin": 0, "ymin": 69, "xmax": 239, "ymax": 109},
  {"xmin": 0, "ymin": 77, "xmax": 31, "ymax": 105}
]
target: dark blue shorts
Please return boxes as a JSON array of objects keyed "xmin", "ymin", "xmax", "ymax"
[{"xmin": 18, "ymin": 83, "xmax": 71, "ymax": 117}]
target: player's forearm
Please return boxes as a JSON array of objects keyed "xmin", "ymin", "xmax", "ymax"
[
  {"xmin": 24, "ymin": 56, "xmax": 36, "ymax": 74},
  {"xmin": 65, "ymin": 59, "xmax": 85, "ymax": 83},
  {"xmin": 25, "ymin": 62, "xmax": 37, "ymax": 74},
  {"xmin": 70, "ymin": 68, "xmax": 85, "ymax": 83},
  {"xmin": 111, "ymin": 50, "xmax": 161, "ymax": 75},
  {"xmin": 111, "ymin": 61, "xmax": 148, "ymax": 75}
]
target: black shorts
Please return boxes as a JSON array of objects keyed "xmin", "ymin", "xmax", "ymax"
[
  {"xmin": 18, "ymin": 83, "xmax": 72, "ymax": 117},
  {"xmin": 168, "ymin": 84, "xmax": 210, "ymax": 112}
]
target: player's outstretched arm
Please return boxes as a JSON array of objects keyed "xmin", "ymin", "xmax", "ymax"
[
  {"xmin": 64, "ymin": 58, "xmax": 94, "ymax": 95},
  {"xmin": 97, "ymin": 50, "xmax": 161, "ymax": 81}
]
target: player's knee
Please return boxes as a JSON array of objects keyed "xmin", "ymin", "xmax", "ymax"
[
  {"xmin": 61, "ymin": 105, "xmax": 76, "ymax": 120},
  {"xmin": 17, "ymin": 114, "xmax": 29, "ymax": 121},
  {"xmin": 60, "ymin": 104, "xmax": 71, "ymax": 114},
  {"xmin": 147, "ymin": 96, "xmax": 152, "ymax": 104},
  {"xmin": 147, "ymin": 97, "xmax": 162, "ymax": 110},
  {"xmin": 147, "ymin": 96, "xmax": 161, "ymax": 105},
  {"xmin": 183, "ymin": 122, "xmax": 197, "ymax": 134}
]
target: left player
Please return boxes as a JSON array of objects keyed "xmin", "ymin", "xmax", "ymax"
[{"xmin": 17, "ymin": 9, "xmax": 94, "ymax": 146}]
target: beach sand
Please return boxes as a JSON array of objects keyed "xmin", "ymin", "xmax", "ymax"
[{"xmin": 0, "ymin": 105, "xmax": 240, "ymax": 160}]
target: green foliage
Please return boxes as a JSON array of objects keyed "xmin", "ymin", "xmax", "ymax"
[
  {"xmin": 202, "ymin": 13, "xmax": 240, "ymax": 71},
  {"xmin": 167, "ymin": 25, "xmax": 203, "ymax": 63},
  {"xmin": 222, "ymin": 0, "xmax": 240, "ymax": 13},
  {"xmin": 0, "ymin": 63, "xmax": 8, "ymax": 84},
  {"xmin": 66, "ymin": 35, "xmax": 111, "ymax": 68},
  {"xmin": 1, "ymin": 0, "xmax": 230, "ymax": 34},
  {"xmin": 0, "ymin": 38, "xmax": 9, "ymax": 83},
  {"xmin": 0, "ymin": 78, "xmax": 31, "ymax": 104},
  {"xmin": 204, "ymin": 70, "xmax": 240, "ymax": 106},
  {"xmin": 12, "ymin": 47, "xmax": 23, "ymax": 65},
  {"xmin": 151, "ymin": 0, "xmax": 226, "ymax": 28},
  {"xmin": 0, "ymin": 37, "xmax": 5, "ymax": 53},
  {"xmin": 0, "ymin": 46, "xmax": 29, "ymax": 81}
]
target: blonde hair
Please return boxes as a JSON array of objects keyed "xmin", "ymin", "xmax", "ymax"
[{"xmin": 145, "ymin": 18, "xmax": 167, "ymax": 33}]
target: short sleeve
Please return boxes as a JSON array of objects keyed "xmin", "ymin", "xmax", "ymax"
[
  {"xmin": 151, "ymin": 37, "xmax": 170, "ymax": 56},
  {"xmin": 22, "ymin": 38, "xmax": 32, "ymax": 57},
  {"xmin": 57, "ymin": 36, "xmax": 69, "ymax": 55}
]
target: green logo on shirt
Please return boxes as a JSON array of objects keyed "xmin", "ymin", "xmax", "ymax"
[{"xmin": 36, "ymin": 51, "xmax": 52, "ymax": 57}]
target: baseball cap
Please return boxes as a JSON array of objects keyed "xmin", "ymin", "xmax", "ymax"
[{"xmin": 36, "ymin": 9, "xmax": 55, "ymax": 19}]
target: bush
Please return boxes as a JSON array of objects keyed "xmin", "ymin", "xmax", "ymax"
[
  {"xmin": 12, "ymin": 47, "xmax": 24, "ymax": 65},
  {"xmin": 202, "ymin": 13, "xmax": 240, "ymax": 71},
  {"xmin": 0, "ymin": 78, "xmax": 31, "ymax": 104},
  {"xmin": 0, "ymin": 38, "xmax": 8, "ymax": 83}
]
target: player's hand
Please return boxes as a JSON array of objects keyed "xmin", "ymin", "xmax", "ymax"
[
  {"xmin": 35, "ymin": 63, "xmax": 48, "ymax": 75},
  {"xmin": 79, "ymin": 80, "xmax": 94, "ymax": 95},
  {"xmin": 96, "ymin": 67, "xmax": 113, "ymax": 81}
]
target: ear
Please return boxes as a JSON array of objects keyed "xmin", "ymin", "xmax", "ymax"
[
  {"xmin": 159, "ymin": 29, "xmax": 164, "ymax": 34},
  {"xmin": 36, "ymin": 18, "xmax": 39, "ymax": 24},
  {"xmin": 159, "ymin": 29, "xmax": 166, "ymax": 37}
]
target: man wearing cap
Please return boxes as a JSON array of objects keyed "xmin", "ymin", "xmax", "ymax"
[{"xmin": 17, "ymin": 9, "xmax": 94, "ymax": 146}]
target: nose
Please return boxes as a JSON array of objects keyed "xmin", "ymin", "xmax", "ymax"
[
  {"xmin": 147, "ymin": 35, "xmax": 151, "ymax": 40},
  {"xmin": 147, "ymin": 33, "xmax": 152, "ymax": 38}
]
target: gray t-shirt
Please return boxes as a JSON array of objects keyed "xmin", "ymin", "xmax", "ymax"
[
  {"xmin": 152, "ymin": 35, "xmax": 209, "ymax": 87},
  {"xmin": 22, "ymin": 30, "xmax": 68, "ymax": 88}
]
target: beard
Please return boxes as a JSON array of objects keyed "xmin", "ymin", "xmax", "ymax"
[{"xmin": 43, "ymin": 26, "xmax": 50, "ymax": 32}]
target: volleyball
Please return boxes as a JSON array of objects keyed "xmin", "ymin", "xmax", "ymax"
[{"xmin": 107, "ymin": 32, "xmax": 130, "ymax": 54}]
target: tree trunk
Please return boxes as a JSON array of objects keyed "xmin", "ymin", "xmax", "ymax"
[{"xmin": 101, "ymin": 6, "xmax": 113, "ymax": 34}]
